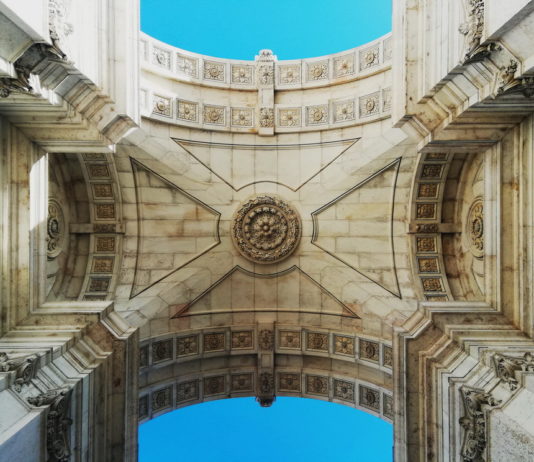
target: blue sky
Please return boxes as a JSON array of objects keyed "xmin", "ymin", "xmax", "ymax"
[
  {"xmin": 139, "ymin": 397, "xmax": 393, "ymax": 461},
  {"xmin": 139, "ymin": 1, "xmax": 393, "ymax": 460},
  {"xmin": 141, "ymin": 0, "xmax": 392, "ymax": 60}
]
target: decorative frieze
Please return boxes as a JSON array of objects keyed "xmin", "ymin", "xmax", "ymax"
[
  {"xmin": 333, "ymin": 99, "xmax": 355, "ymax": 122},
  {"xmin": 307, "ymin": 332, "xmax": 329, "ymax": 352},
  {"xmin": 177, "ymin": 100, "xmax": 198, "ymax": 122},
  {"xmin": 176, "ymin": 53, "xmax": 198, "ymax": 77},
  {"xmin": 152, "ymin": 339, "xmax": 173, "ymax": 363},
  {"xmin": 259, "ymin": 108, "xmax": 274, "ymax": 128},
  {"xmin": 359, "ymin": 339, "xmax": 380, "ymax": 362},
  {"xmin": 306, "ymin": 105, "xmax": 328, "ymax": 125},
  {"xmin": 279, "ymin": 330, "xmax": 301, "ymax": 349},
  {"xmin": 383, "ymin": 394, "xmax": 394, "ymax": 419},
  {"xmin": 203, "ymin": 105, "xmax": 226, "ymax": 125},
  {"xmin": 231, "ymin": 108, "xmax": 253, "ymax": 127},
  {"xmin": 306, "ymin": 375, "xmax": 328, "ymax": 396},
  {"xmin": 278, "ymin": 64, "xmax": 301, "ymax": 85},
  {"xmin": 359, "ymin": 46, "xmax": 380, "ymax": 70},
  {"xmin": 259, "ymin": 330, "xmax": 274, "ymax": 351},
  {"xmin": 203, "ymin": 332, "xmax": 225, "ymax": 352},
  {"xmin": 231, "ymin": 373, "xmax": 253, "ymax": 392},
  {"xmin": 203, "ymin": 61, "xmax": 225, "ymax": 82},
  {"xmin": 152, "ymin": 95, "xmax": 172, "ymax": 117},
  {"xmin": 152, "ymin": 47, "xmax": 171, "ymax": 70},
  {"xmin": 231, "ymin": 65, "xmax": 253, "ymax": 84},
  {"xmin": 278, "ymin": 108, "xmax": 301, "ymax": 127},
  {"xmin": 176, "ymin": 380, "xmax": 199, "ymax": 403},
  {"xmin": 231, "ymin": 331, "xmax": 253, "ymax": 350},
  {"xmin": 359, "ymin": 92, "xmax": 380, "ymax": 117},
  {"xmin": 204, "ymin": 376, "xmax": 225, "ymax": 396},
  {"xmin": 307, "ymin": 61, "xmax": 328, "ymax": 81},
  {"xmin": 359, "ymin": 384, "xmax": 380, "ymax": 411},
  {"xmin": 334, "ymin": 379, "xmax": 355, "ymax": 402},
  {"xmin": 334, "ymin": 335, "xmax": 354, "ymax": 356},
  {"xmin": 152, "ymin": 386, "xmax": 172, "ymax": 412},
  {"xmin": 278, "ymin": 373, "xmax": 301, "ymax": 392},
  {"xmin": 177, "ymin": 335, "xmax": 199, "ymax": 357},
  {"xmin": 334, "ymin": 54, "xmax": 355, "ymax": 78}
]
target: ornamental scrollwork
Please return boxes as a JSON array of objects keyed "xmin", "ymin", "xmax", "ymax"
[
  {"xmin": 459, "ymin": 0, "xmax": 485, "ymax": 63},
  {"xmin": 493, "ymin": 352, "xmax": 534, "ymax": 390},
  {"xmin": 0, "ymin": 352, "xmax": 38, "ymax": 392},
  {"xmin": 28, "ymin": 388, "xmax": 73, "ymax": 462},
  {"xmin": 259, "ymin": 330, "xmax": 274, "ymax": 351},
  {"xmin": 459, "ymin": 387, "xmax": 500, "ymax": 462}
]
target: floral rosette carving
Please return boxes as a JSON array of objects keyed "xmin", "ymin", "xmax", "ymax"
[{"xmin": 232, "ymin": 195, "xmax": 301, "ymax": 264}]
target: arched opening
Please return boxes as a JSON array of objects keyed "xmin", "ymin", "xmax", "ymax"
[{"xmin": 139, "ymin": 397, "xmax": 393, "ymax": 461}]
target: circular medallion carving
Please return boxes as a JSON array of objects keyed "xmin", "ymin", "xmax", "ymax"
[
  {"xmin": 467, "ymin": 199, "xmax": 484, "ymax": 258},
  {"xmin": 47, "ymin": 199, "xmax": 65, "ymax": 259},
  {"xmin": 231, "ymin": 195, "xmax": 301, "ymax": 264}
]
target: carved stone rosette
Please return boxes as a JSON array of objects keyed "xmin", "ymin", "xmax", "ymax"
[
  {"xmin": 28, "ymin": 388, "xmax": 73, "ymax": 462},
  {"xmin": 231, "ymin": 195, "xmax": 301, "ymax": 264}
]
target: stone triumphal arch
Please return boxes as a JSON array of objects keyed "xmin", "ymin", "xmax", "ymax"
[{"xmin": 1, "ymin": 0, "xmax": 534, "ymax": 460}]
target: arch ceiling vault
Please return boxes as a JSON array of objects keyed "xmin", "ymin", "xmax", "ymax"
[{"xmin": 1, "ymin": 0, "xmax": 534, "ymax": 461}]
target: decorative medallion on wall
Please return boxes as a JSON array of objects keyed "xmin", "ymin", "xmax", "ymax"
[
  {"xmin": 467, "ymin": 198, "xmax": 484, "ymax": 258},
  {"xmin": 47, "ymin": 199, "xmax": 65, "ymax": 259},
  {"xmin": 231, "ymin": 195, "xmax": 301, "ymax": 264}
]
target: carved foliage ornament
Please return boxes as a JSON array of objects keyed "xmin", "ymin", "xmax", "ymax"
[
  {"xmin": 232, "ymin": 195, "xmax": 301, "ymax": 264},
  {"xmin": 459, "ymin": 387, "xmax": 500, "ymax": 462},
  {"xmin": 493, "ymin": 352, "xmax": 534, "ymax": 390},
  {"xmin": 49, "ymin": 0, "xmax": 73, "ymax": 58},
  {"xmin": 0, "ymin": 352, "xmax": 38, "ymax": 392},
  {"xmin": 259, "ymin": 108, "xmax": 274, "ymax": 128},
  {"xmin": 28, "ymin": 388, "xmax": 73, "ymax": 462},
  {"xmin": 459, "ymin": 0, "xmax": 485, "ymax": 62}
]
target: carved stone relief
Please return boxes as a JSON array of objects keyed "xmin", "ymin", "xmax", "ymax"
[
  {"xmin": 0, "ymin": 352, "xmax": 38, "ymax": 392},
  {"xmin": 28, "ymin": 388, "xmax": 73, "ymax": 462},
  {"xmin": 231, "ymin": 196, "xmax": 301, "ymax": 264},
  {"xmin": 467, "ymin": 199, "xmax": 484, "ymax": 258},
  {"xmin": 493, "ymin": 352, "xmax": 534, "ymax": 390},
  {"xmin": 459, "ymin": 387, "xmax": 500, "ymax": 462}
]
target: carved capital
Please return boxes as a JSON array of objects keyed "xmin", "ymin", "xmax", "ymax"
[
  {"xmin": 493, "ymin": 352, "xmax": 534, "ymax": 390},
  {"xmin": 459, "ymin": 387, "xmax": 500, "ymax": 462},
  {"xmin": 28, "ymin": 388, "xmax": 73, "ymax": 462}
]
